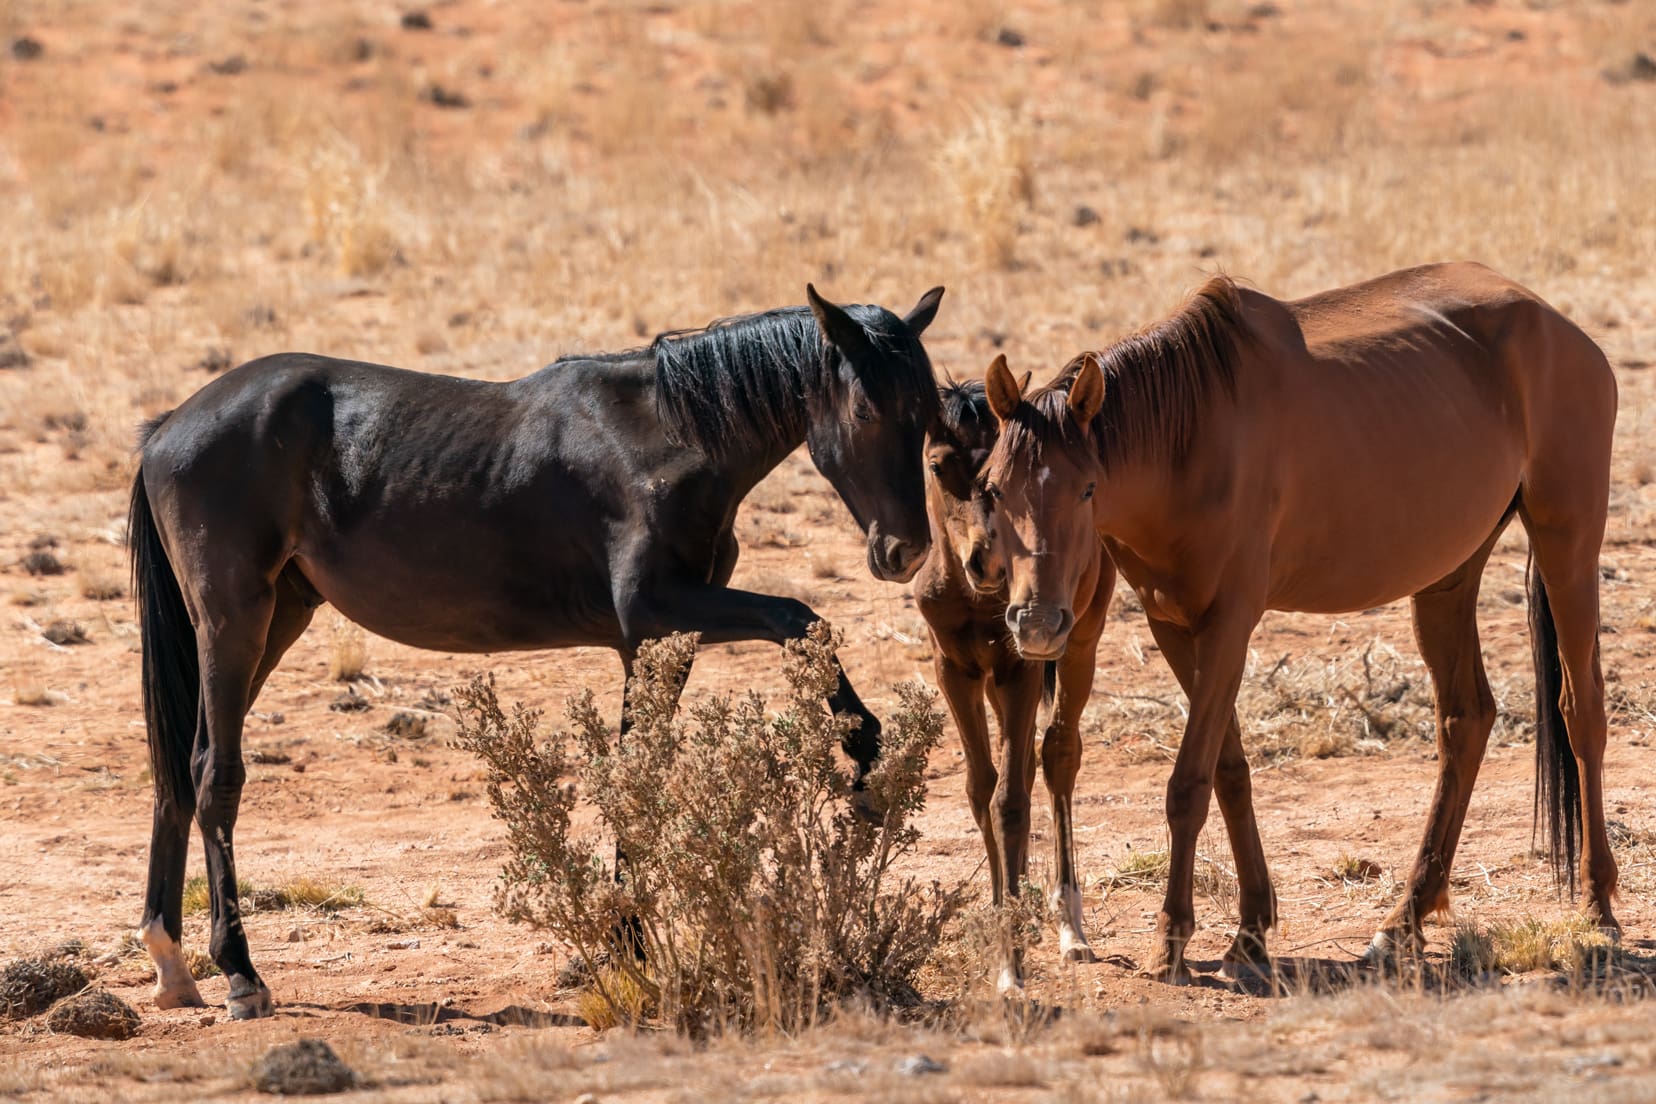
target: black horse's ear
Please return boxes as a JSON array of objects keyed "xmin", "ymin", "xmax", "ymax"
[
  {"xmin": 985, "ymin": 354, "xmax": 1021, "ymax": 423},
  {"xmin": 807, "ymin": 284, "xmax": 877, "ymax": 366},
  {"xmin": 904, "ymin": 286, "xmax": 945, "ymax": 336}
]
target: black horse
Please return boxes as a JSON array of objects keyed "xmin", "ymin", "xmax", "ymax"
[{"xmin": 129, "ymin": 284, "xmax": 944, "ymax": 1018}]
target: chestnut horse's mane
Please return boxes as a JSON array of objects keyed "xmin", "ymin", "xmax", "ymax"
[{"xmin": 1007, "ymin": 276, "xmax": 1247, "ymax": 471}]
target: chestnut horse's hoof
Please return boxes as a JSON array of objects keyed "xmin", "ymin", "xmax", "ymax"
[
  {"xmin": 1361, "ymin": 928, "xmax": 1423, "ymax": 970},
  {"xmin": 1061, "ymin": 943, "xmax": 1099, "ymax": 965},
  {"xmin": 226, "ymin": 978, "xmax": 274, "ymax": 1020}
]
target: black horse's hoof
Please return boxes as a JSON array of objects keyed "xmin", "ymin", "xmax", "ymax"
[{"xmin": 850, "ymin": 784, "xmax": 888, "ymax": 825}]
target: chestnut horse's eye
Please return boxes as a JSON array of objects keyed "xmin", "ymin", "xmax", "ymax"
[
  {"xmin": 981, "ymin": 482, "xmax": 1002, "ymax": 502},
  {"xmin": 1082, "ymin": 482, "xmax": 1096, "ymax": 501},
  {"xmin": 928, "ymin": 460, "xmax": 942, "ymax": 476}
]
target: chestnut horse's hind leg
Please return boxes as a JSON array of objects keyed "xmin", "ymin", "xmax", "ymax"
[
  {"xmin": 1524, "ymin": 518, "xmax": 1619, "ymax": 932},
  {"xmin": 1369, "ymin": 544, "xmax": 1499, "ymax": 963},
  {"xmin": 1144, "ymin": 617, "xmax": 1275, "ymax": 973},
  {"xmin": 1146, "ymin": 608, "xmax": 1257, "ymax": 983}
]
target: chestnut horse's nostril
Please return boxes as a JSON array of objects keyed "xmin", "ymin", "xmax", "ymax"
[{"xmin": 1007, "ymin": 604, "xmax": 1074, "ymax": 657}]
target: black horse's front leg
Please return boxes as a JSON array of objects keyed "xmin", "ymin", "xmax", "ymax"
[{"xmin": 616, "ymin": 582, "xmax": 884, "ymax": 790}]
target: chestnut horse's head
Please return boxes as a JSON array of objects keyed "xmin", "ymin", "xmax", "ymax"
[
  {"xmin": 978, "ymin": 353, "xmax": 1107, "ymax": 660},
  {"xmin": 925, "ymin": 371, "xmax": 1009, "ymax": 593}
]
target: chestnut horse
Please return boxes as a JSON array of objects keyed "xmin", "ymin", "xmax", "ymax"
[
  {"xmin": 129, "ymin": 286, "xmax": 943, "ymax": 1018},
  {"xmin": 913, "ymin": 362, "xmax": 1115, "ymax": 994},
  {"xmin": 979, "ymin": 263, "xmax": 1617, "ymax": 981}
]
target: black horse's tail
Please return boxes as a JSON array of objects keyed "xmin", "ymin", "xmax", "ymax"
[
  {"xmin": 1529, "ymin": 552, "xmax": 1579, "ymax": 895},
  {"xmin": 129, "ymin": 462, "xmax": 198, "ymax": 809}
]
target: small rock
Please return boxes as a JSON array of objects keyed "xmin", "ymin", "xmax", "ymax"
[
  {"xmin": 199, "ymin": 1013, "xmax": 216, "ymax": 1027},
  {"xmin": 42, "ymin": 621, "xmax": 90, "ymax": 646},
  {"xmin": 1, "ymin": 958, "xmax": 89, "ymax": 1019},
  {"xmin": 895, "ymin": 1054, "xmax": 946, "ymax": 1076},
  {"xmin": 47, "ymin": 939, "xmax": 85, "ymax": 960},
  {"xmin": 196, "ymin": 346, "xmax": 233, "ymax": 373},
  {"xmin": 1125, "ymin": 225, "xmax": 1160, "ymax": 245},
  {"xmin": 824, "ymin": 1058, "xmax": 868, "ymax": 1075},
  {"xmin": 292, "ymin": 761, "xmax": 307, "ymax": 773},
  {"xmin": 285, "ymin": 928, "xmax": 302, "ymax": 943},
  {"xmin": 1604, "ymin": 52, "xmax": 1656, "ymax": 85},
  {"xmin": 1073, "ymin": 205, "xmax": 1100, "ymax": 227},
  {"xmin": 207, "ymin": 55, "xmax": 246, "ymax": 76},
  {"xmin": 383, "ymin": 709, "xmax": 453, "ymax": 739},
  {"xmin": 422, "ymin": 84, "xmax": 469, "ymax": 109},
  {"xmin": 248, "ymin": 748, "xmax": 291, "ymax": 765},
  {"xmin": 46, "ymin": 989, "xmax": 139, "ymax": 1039},
  {"xmin": 386, "ymin": 939, "xmax": 420, "ymax": 951},
  {"xmin": 329, "ymin": 688, "xmax": 372, "ymax": 713},
  {"xmin": 0, "ymin": 331, "xmax": 28, "ymax": 370},
  {"xmin": 11, "ymin": 36, "xmax": 43, "ymax": 61},
  {"xmin": 400, "ymin": 10, "xmax": 432, "ymax": 31},
  {"xmin": 251, "ymin": 1038, "xmax": 356, "ymax": 1096},
  {"xmin": 21, "ymin": 549, "xmax": 64, "ymax": 576},
  {"xmin": 995, "ymin": 27, "xmax": 1025, "ymax": 48}
]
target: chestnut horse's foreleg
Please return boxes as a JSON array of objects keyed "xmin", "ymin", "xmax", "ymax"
[
  {"xmin": 985, "ymin": 661, "xmax": 1045, "ymax": 995},
  {"xmin": 1146, "ymin": 610, "xmax": 1256, "ymax": 983},
  {"xmin": 1042, "ymin": 642, "xmax": 1102, "ymax": 966},
  {"xmin": 1370, "ymin": 557, "xmax": 1495, "ymax": 963},
  {"xmin": 932, "ymin": 652, "xmax": 1014, "ymax": 988},
  {"xmin": 1144, "ymin": 617, "xmax": 1274, "ymax": 971}
]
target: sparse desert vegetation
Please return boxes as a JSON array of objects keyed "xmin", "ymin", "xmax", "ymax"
[{"xmin": 3, "ymin": 0, "xmax": 1656, "ymax": 1099}]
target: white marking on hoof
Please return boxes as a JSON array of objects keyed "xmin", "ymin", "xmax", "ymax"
[
  {"xmin": 139, "ymin": 920, "xmax": 204, "ymax": 1010},
  {"xmin": 994, "ymin": 965, "xmax": 1025, "ymax": 999},
  {"xmin": 1054, "ymin": 885, "xmax": 1097, "ymax": 963}
]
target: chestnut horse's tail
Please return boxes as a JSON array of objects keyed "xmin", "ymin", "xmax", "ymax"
[
  {"xmin": 1529, "ymin": 551, "xmax": 1579, "ymax": 894},
  {"xmin": 129, "ymin": 464, "xmax": 199, "ymax": 809}
]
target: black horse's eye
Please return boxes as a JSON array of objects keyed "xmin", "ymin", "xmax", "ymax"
[
  {"xmin": 1082, "ymin": 482, "xmax": 1096, "ymax": 501},
  {"xmin": 853, "ymin": 399, "xmax": 875, "ymax": 423}
]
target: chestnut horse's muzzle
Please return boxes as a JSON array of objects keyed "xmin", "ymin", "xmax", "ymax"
[{"xmin": 1006, "ymin": 602, "xmax": 1074, "ymax": 659}]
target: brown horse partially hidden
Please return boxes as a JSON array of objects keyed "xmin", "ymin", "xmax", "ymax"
[
  {"xmin": 913, "ymin": 362, "xmax": 1114, "ymax": 994},
  {"xmin": 979, "ymin": 263, "xmax": 1618, "ymax": 982}
]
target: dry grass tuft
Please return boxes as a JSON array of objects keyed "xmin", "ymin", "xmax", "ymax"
[
  {"xmin": 328, "ymin": 615, "xmax": 368, "ymax": 682},
  {"xmin": 936, "ymin": 107, "xmax": 1034, "ymax": 270}
]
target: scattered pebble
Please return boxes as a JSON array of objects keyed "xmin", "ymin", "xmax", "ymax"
[
  {"xmin": 386, "ymin": 939, "xmax": 421, "ymax": 951},
  {"xmin": 996, "ymin": 27, "xmax": 1025, "ymax": 48},
  {"xmin": 330, "ymin": 688, "xmax": 372, "ymax": 713},
  {"xmin": 0, "ymin": 330, "xmax": 28, "ymax": 370},
  {"xmin": 42, "ymin": 620, "xmax": 90, "ymax": 646},
  {"xmin": 1073, "ymin": 205, "xmax": 1100, "ymax": 227},
  {"xmin": 895, "ymin": 1054, "xmax": 946, "ymax": 1076},
  {"xmin": 10, "ymin": 36, "xmax": 43, "ymax": 61},
  {"xmin": 400, "ymin": 10, "xmax": 432, "ymax": 31},
  {"xmin": 251, "ymin": 1038, "xmax": 356, "ymax": 1096},
  {"xmin": 22, "ymin": 549, "xmax": 65, "ymax": 576}
]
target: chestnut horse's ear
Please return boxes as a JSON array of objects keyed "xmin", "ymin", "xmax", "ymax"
[
  {"xmin": 903, "ymin": 286, "xmax": 945, "ymax": 336},
  {"xmin": 807, "ymin": 284, "xmax": 876, "ymax": 366},
  {"xmin": 1068, "ymin": 354, "xmax": 1106, "ymax": 428},
  {"xmin": 985, "ymin": 354, "xmax": 1021, "ymax": 423}
]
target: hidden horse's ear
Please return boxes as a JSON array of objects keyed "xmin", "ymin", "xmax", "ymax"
[
  {"xmin": 903, "ymin": 287, "xmax": 945, "ymax": 336},
  {"xmin": 1068, "ymin": 353, "xmax": 1106, "ymax": 429},
  {"xmin": 985, "ymin": 354, "xmax": 1022, "ymax": 423},
  {"xmin": 806, "ymin": 284, "xmax": 877, "ymax": 366}
]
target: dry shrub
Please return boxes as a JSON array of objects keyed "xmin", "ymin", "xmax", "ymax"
[
  {"xmin": 454, "ymin": 623, "xmax": 961, "ymax": 1035},
  {"xmin": 936, "ymin": 107, "xmax": 1034, "ymax": 270}
]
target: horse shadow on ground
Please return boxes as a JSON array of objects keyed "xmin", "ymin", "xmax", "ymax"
[{"xmin": 278, "ymin": 1000, "xmax": 587, "ymax": 1030}]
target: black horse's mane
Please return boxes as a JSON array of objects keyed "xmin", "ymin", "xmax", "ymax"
[{"xmin": 559, "ymin": 304, "xmax": 937, "ymax": 459}]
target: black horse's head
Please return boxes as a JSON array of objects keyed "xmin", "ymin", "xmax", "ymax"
[{"xmin": 805, "ymin": 284, "xmax": 945, "ymax": 583}]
